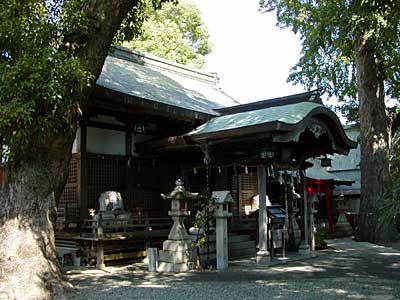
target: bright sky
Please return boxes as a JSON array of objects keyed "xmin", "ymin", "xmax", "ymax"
[{"xmin": 188, "ymin": 0, "xmax": 306, "ymax": 104}]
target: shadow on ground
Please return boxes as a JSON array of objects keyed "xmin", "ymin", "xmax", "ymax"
[{"xmin": 66, "ymin": 239, "xmax": 400, "ymax": 300}]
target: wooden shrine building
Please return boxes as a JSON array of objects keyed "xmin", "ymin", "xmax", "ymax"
[{"xmin": 57, "ymin": 45, "xmax": 357, "ymax": 264}]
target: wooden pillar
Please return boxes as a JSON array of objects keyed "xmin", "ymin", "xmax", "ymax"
[
  {"xmin": 125, "ymin": 124, "xmax": 132, "ymax": 211},
  {"xmin": 256, "ymin": 165, "xmax": 270, "ymax": 264},
  {"xmin": 325, "ymin": 187, "xmax": 334, "ymax": 234},
  {"xmin": 126, "ymin": 124, "xmax": 132, "ymax": 157}
]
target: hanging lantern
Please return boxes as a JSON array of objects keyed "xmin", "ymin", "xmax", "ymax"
[{"xmin": 320, "ymin": 155, "xmax": 332, "ymax": 167}]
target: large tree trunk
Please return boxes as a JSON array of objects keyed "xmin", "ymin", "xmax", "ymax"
[
  {"xmin": 0, "ymin": 1, "xmax": 138, "ymax": 299},
  {"xmin": 0, "ymin": 133, "xmax": 76, "ymax": 300},
  {"xmin": 355, "ymin": 35, "xmax": 398, "ymax": 243}
]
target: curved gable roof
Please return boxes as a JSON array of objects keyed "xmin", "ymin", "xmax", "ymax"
[{"xmin": 185, "ymin": 100, "xmax": 357, "ymax": 154}]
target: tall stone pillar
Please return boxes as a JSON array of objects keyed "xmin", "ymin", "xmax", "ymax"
[
  {"xmin": 213, "ymin": 191, "xmax": 233, "ymax": 270},
  {"xmin": 256, "ymin": 165, "xmax": 271, "ymax": 264},
  {"xmin": 299, "ymin": 172, "xmax": 311, "ymax": 255},
  {"xmin": 310, "ymin": 193, "xmax": 318, "ymax": 256}
]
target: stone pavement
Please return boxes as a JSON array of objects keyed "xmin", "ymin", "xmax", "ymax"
[{"xmin": 66, "ymin": 239, "xmax": 400, "ymax": 300}]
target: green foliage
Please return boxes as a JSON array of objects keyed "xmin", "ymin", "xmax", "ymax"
[
  {"xmin": 192, "ymin": 190, "xmax": 215, "ymax": 268},
  {"xmin": 382, "ymin": 128, "xmax": 400, "ymax": 223},
  {"xmin": 114, "ymin": 0, "xmax": 148, "ymax": 44},
  {"xmin": 260, "ymin": 0, "xmax": 400, "ymax": 122},
  {"xmin": 121, "ymin": 0, "xmax": 212, "ymax": 69},
  {"xmin": 0, "ymin": 0, "xmax": 92, "ymax": 163},
  {"xmin": 315, "ymin": 231, "xmax": 327, "ymax": 250}
]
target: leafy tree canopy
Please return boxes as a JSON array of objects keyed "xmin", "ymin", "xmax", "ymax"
[
  {"xmin": 259, "ymin": 0, "xmax": 400, "ymax": 122},
  {"xmin": 383, "ymin": 128, "xmax": 400, "ymax": 224},
  {"xmin": 0, "ymin": 1, "xmax": 91, "ymax": 163},
  {"xmin": 121, "ymin": 0, "xmax": 212, "ymax": 69},
  {"xmin": 0, "ymin": 0, "xmax": 149, "ymax": 164}
]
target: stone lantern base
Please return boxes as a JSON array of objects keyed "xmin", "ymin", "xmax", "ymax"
[{"xmin": 157, "ymin": 240, "xmax": 195, "ymax": 272}]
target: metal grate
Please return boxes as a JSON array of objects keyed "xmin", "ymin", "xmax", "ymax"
[
  {"xmin": 87, "ymin": 157, "xmax": 127, "ymax": 210},
  {"xmin": 238, "ymin": 173, "xmax": 258, "ymax": 215}
]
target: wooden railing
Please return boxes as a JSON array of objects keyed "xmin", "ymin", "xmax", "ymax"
[{"xmin": 80, "ymin": 215, "xmax": 172, "ymax": 239}]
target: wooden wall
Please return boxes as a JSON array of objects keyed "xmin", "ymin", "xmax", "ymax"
[
  {"xmin": 58, "ymin": 153, "xmax": 176, "ymax": 227},
  {"xmin": 59, "ymin": 154, "xmax": 80, "ymax": 227}
]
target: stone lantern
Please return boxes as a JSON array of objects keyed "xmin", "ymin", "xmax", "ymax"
[
  {"xmin": 334, "ymin": 195, "xmax": 353, "ymax": 237},
  {"xmin": 212, "ymin": 191, "xmax": 233, "ymax": 270},
  {"xmin": 158, "ymin": 179, "xmax": 198, "ymax": 272},
  {"xmin": 161, "ymin": 179, "xmax": 198, "ymax": 240}
]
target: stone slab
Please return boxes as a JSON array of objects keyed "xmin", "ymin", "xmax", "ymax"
[
  {"xmin": 157, "ymin": 261, "xmax": 194, "ymax": 272},
  {"xmin": 159, "ymin": 250, "xmax": 191, "ymax": 264}
]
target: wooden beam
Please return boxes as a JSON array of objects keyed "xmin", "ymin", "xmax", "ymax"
[
  {"xmin": 135, "ymin": 136, "xmax": 195, "ymax": 153},
  {"xmin": 216, "ymin": 90, "xmax": 321, "ymax": 115},
  {"xmin": 91, "ymin": 86, "xmax": 215, "ymax": 123},
  {"xmin": 87, "ymin": 120, "xmax": 126, "ymax": 132}
]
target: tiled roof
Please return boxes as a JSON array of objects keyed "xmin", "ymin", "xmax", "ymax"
[
  {"xmin": 186, "ymin": 101, "xmax": 324, "ymax": 136},
  {"xmin": 329, "ymin": 126, "xmax": 360, "ymax": 171},
  {"xmin": 306, "ymin": 164, "xmax": 348, "ymax": 181},
  {"xmin": 96, "ymin": 46, "xmax": 239, "ymax": 116}
]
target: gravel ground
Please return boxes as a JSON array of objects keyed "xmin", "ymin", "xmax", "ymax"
[{"xmin": 65, "ymin": 239, "xmax": 400, "ymax": 300}]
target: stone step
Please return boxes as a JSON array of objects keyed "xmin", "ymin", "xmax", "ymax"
[
  {"xmin": 228, "ymin": 234, "xmax": 252, "ymax": 243},
  {"xmin": 157, "ymin": 261, "xmax": 195, "ymax": 272},
  {"xmin": 228, "ymin": 240, "xmax": 255, "ymax": 251},
  {"xmin": 229, "ymin": 247, "xmax": 256, "ymax": 259},
  {"xmin": 158, "ymin": 249, "xmax": 192, "ymax": 264},
  {"xmin": 332, "ymin": 226, "xmax": 353, "ymax": 238},
  {"xmin": 199, "ymin": 253, "xmax": 216, "ymax": 261}
]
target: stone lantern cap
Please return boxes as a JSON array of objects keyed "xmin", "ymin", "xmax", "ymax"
[
  {"xmin": 161, "ymin": 179, "xmax": 198, "ymax": 201},
  {"xmin": 212, "ymin": 191, "xmax": 234, "ymax": 204}
]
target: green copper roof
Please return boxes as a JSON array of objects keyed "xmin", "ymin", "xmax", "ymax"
[
  {"xmin": 306, "ymin": 164, "xmax": 340, "ymax": 181},
  {"xmin": 96, "ymin": 46, "xmax": 239, "ymax": 116},
  {"xmin": 306, "ymin": 164, "xmax": 354, "ymax": 183},
  {"xmin": 187, "ymin": 101, "xmax": 324, "ymax": 136}
]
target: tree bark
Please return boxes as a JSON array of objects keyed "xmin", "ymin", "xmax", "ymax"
[
  {"xmin": 354, "ymin": 34, "xmax": 398, "ymax": 243},
  {"xmin": 0, "ymin": 132, "xmax": 75, "ymax": 300},
  {"xmin": 0, "ymin": 1, "xmax": 138, "ymax": 299}
]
